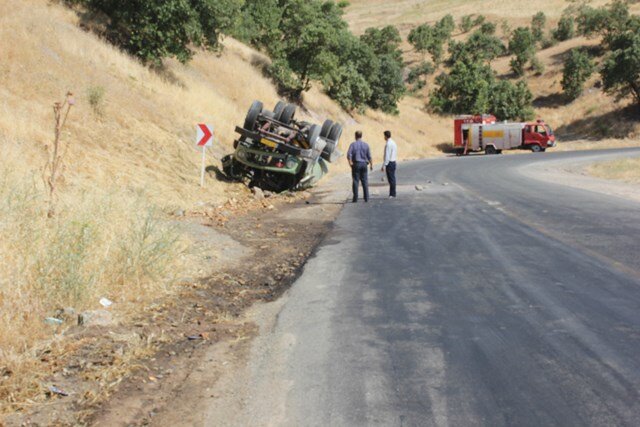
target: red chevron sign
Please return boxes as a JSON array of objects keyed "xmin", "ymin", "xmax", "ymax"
[{"xmin": 196, "ymin": 124, "xmax": 214, "ymax": 147}]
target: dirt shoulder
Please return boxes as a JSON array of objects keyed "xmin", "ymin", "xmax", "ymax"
[
  {"xmin": 3, "ymin": 177, "xmax": 349, "ymax": 427},
  {"xmin": 520, "ymin": 152, "xmax": 640, "ymax": 204}
]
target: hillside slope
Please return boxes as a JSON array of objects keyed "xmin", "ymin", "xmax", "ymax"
[
  {"xmin": 0, "ymin": 0, "xmax": 448, "ymax": 212},
  {"xmin": 345, "ymin": 0, "xmax": 640, "ymax": 145}
]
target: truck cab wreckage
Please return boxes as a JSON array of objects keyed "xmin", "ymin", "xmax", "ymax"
[{"xmin": 222, "ymin": 100, "xmax": 343, "ymax": 192}]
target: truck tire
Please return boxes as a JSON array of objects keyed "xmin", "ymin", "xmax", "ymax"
[
  {"xmin": 244, "ymin": 101, "xmax": 263, "ymax": 130},
  {"xmin": 307, "ymin": 124, "xmax": 321, "ymax": 147},
  {"xmin": 327, "ymin": 123, "xmax": 343, "ymax": 144},
  {"xmin": 280, "ymin": 104, "xmax": 296, "ymax": 125},
  {"xmin": 320, "ymin": 119, "xmax": 334, "ymax": 138},
  {"xmin": 274, "ymin": 101, "xmax": 286, "ymax": 120},
  {"xmin": 530, "ymin": 144, "xmax": 542, "ymax": 153},
  {"xmin": 485, "ymin": 145, "xmax": 497, "ymax": 155}
]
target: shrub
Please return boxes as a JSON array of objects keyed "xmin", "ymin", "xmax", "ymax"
[
  {"xmin": 562, "ymin": 49, "xmax": 596, "ymax": 101},
  {"xmin": 531, "ymin": 56, "xmax": 545, "ymax": 76},
  {"xmin": 509, "ymin": 27, "xmax": 536, "ymax": 76},
  {"xmin": 460, "ymin": 15, "xmax": 474, "ymax": 33},
  {"xmin": 531, "ymin": 12, "xmax": 547, "ymax": 42},
  {"xmin": 601, "ymin": 31, "xmax": 640, "ymax": 107},
  {"xmin": 87, "ymin": 85, "xmax": 105, "ymax": 116},
  {"xmin": 553, "ymin": 16, "xmax": 576, "ymax": 41}
]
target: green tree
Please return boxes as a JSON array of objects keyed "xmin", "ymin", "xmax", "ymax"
[
  {"xmin": 460, "ymin": 15, "xmax": 474, "ymax": 33},
  {"xmin": 325, "ymin": 64, "xmax": 373, "ymax": 111},
  {"xmin": 234, "ymin": 0, "xmax": 283, "ymax": 49},
  {"xmin": 509, "ymin": 27, "xmax": 536, "ymax": 76},
  {"xmin": 601, "ymin": 31, "xmax": 640, "ymax": 107},
  {"xmin": 429, "ymin": 60, "xmax": 495, "ymax": 114},
  {"xmin": 553, "ymin": 16, "xmax": 575, "ymax": 41},
  {"xmin": 81, "ymin": 0, "xmax": 242, "ymax": 64},
  {"xmin": 531, "ymin": 12, "xmax": 547, "ymax": 42},
  {"xmin": 270, "ymin": 0, "xmax": 347, "ymax": 98},
  {"xmin": 436, "ymin": 14, "xmax": 456, "ymax": 40},
  {"xmin": 561, "ymin": 49, "xmax": 595, "ymax": 101},
  {"xmin": 360, "ymin": 25, "xmax": 403, "ymax": 61},
  {"xmin": 479, "ymin": 22, "xmax": 497, "ymax": 36},
  {"xmin": 489, "ymin": 80, "xmax": 534, "ymax": 121},
  {"xmin": 448, "ymin": 31, "xmax": 505, "ymax": 65}
]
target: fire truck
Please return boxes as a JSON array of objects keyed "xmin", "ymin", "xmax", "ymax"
[{"xmin": 454, "ymin": 115, "xmax": 556, "ymax": 155}]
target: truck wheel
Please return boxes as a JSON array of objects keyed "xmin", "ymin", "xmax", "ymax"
[
  {"xmin": 244, "ymin": 101, "xmax": 263, "ymax": 130},
  {"xmin": 530, "ymin": 144, "xmax": 542, "ymax": 153},
  {"xmin": 307, "ymin": 124, "xmax": 321, "ymax": 147},
  {"xmin": 485, "ymin": 145, "xmax": 497, "ymax": 155},
  {"xmin": 280, "ymin": 104, "xmax": 296, "ymax": 125},
  {"xmin": 274, "ymin": 101, "xmax": 286, "ymax": 120},
  {"xmin": 327, "ymin": 123, "xmax": 343, "ymax": 144},
  {"xmin": 320, "ymin": 119, "xmax": 334, "ymax": 138}
]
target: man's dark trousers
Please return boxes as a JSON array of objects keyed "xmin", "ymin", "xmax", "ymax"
[
  {"xmin": 386, "ymin": 161, "xmax": 397, "ymax": 197},
  {"xmin": 352, "ymin": 161, "xmax": 369, "ymax": 202}
]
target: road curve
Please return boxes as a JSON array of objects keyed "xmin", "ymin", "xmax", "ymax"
[{"xmin": 207, "ymin": 148, "xmax": 640, "ymax": 427}]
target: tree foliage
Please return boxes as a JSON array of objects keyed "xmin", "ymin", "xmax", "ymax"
[
  {"xmin": 78, "ymin": 0, "xmax": 242, "ymax": 64},
  {"xmin": 509, "ymin": 27, "xmax": 536, "ymax": 76},
  {"xmin": 569, "ymin": 0, "xmax": 640, "ymax": 107},
  {"xmin": 531, "ymin": 12, "xmax": 547, "ymax": 43},
  {"xmin": 553, "ymin": 16, "xmax": 575, "ymax": 42},
  {"xmin": 429, "ymin": 59, "xmax": 534, "ymax": 121},
  {"xmin": 448, "ymin": 31, "xmax": 505, "ymax": 65},
  {"xmin": 561, "ymin": 49, "xmax": 595, "ymax": 101},
  {"xmin": 408, "ymin": 15, "xmax": 456, "ymax": 64}
]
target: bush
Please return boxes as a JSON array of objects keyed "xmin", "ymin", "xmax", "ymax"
[
  {"xmin": 448, "ymin": 31, "xmax": 505, "ymax": 65},
  {"xmin": 460, "ymin": 15, "xmax": 474, "ymax": 33},
  {"xmin": 562, "ymin": 49, "xmax": 596, "ymax": 101},
  {"xmin": 531, "ymin": 12, "xmax": 547, "ymax": 42},
  {"xmin": 601, "ymin": 31, "xmax": 640, "ymax": 107},
  {"xmin": 489, "ymin": 80, "xmax": 534, "ymax": 121},
  {"xmin": 430, "ymin": 59, "xmax": 534, "ymax": 121},
  {"xmin": 509, "ymin": 27, "xmax": 536, "ymax": 76},
  {"xmin": 87, "ymin": 85, "xmax": 105, "ymax": 116},
  {"xmin": 553, "ymin": 16, "xmax": 576, "ymax": 41},
  {"xmin": 531, "ymin": 56, "xmax": 545, "ymax": 76}
]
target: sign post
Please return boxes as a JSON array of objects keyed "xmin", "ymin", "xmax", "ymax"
[{"xmin": 196, "ymin": 123, "xmax": 214, "ymax": 187}]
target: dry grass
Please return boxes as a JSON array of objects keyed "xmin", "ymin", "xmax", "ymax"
[
  {"xmin": 588, "ymin": 157, "xmax": 640, "ymax": 183},
  {"xmin": 0, "ymin": 0, "xmax": 445, "ymax": 413},
  {"xmin": 0, "ymin": 141, "xmax": 189, "ymax": 411}
]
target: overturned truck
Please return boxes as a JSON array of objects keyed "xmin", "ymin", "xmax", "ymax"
[{"xmin": 222, "ymin": 100, "xmax": 343, "ymax": 192}]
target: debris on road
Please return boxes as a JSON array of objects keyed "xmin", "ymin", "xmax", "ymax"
[{"xmin": 415, "ymin": 185, "xmax": 424, "ymax": 191}]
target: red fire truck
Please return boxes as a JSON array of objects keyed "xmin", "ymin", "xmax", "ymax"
[{"xmin": 454, "ymin": 115, "xmax": 556, "ymax": 155}]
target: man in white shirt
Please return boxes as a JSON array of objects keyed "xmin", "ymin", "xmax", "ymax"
[{"xmin": 381, "ymin": 130, "xmax": 397, "ymax": 198}]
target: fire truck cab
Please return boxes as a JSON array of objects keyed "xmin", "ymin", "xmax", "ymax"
[{"xmin": 454, "ymin": 115, "xmax": 556, "ymax": 155}]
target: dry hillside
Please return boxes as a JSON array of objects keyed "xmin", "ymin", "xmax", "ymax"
[
  {"xmin": 345, "ymin": 0, "xmax": 640, "ymax": 146},
  {"xmin": 0, "ymin": 0, "xmax": 445, "ymax": 412}
]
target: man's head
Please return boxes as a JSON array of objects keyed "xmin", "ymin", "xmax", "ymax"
[
  {"xmin": 355, "ymin": 131, "xmax": 363, "ymax": 140},
  {"xmin": 384, "ymin": 130, "xmax": 391, "ymax": 140}
]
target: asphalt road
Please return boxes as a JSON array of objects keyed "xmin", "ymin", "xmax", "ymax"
[{"xmin": 208, "ymin": 148, "xmax": 640, "ymax": 427}]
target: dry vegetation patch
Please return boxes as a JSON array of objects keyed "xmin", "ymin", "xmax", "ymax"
[{"xmin": 587, "ymin": 157, "xmax": 640, "ymax": 183}]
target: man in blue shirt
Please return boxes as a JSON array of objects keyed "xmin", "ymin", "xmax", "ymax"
[{"xmin": 346, "ymin": 131, "xmax": 372, "ymax": 203}]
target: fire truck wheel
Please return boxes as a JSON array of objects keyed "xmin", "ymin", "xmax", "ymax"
[
  {"xmin": 485, "ymin": 145, "xmax": 497, "ymax": 155},
  {"xmin": 530, "ymin": 144, "xmax": 542, "ymax": 153},
  {"xmin": 320, "ymin": 119, "xmax": 334, "ymax": 138},
  {"xmin": 244, "ymin": 100, "xmax": 263, "ymax": 130},
  {"xmin": 280, "ymin": 104, "xmax": 296, "ymax": 125},
  {"xmin": 274, "ymin": 101, "xmax": 286, "ymax": 120},
  {"xmin": 328, "ymin": 123, "xmax": 343, "ymax": 144}
]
